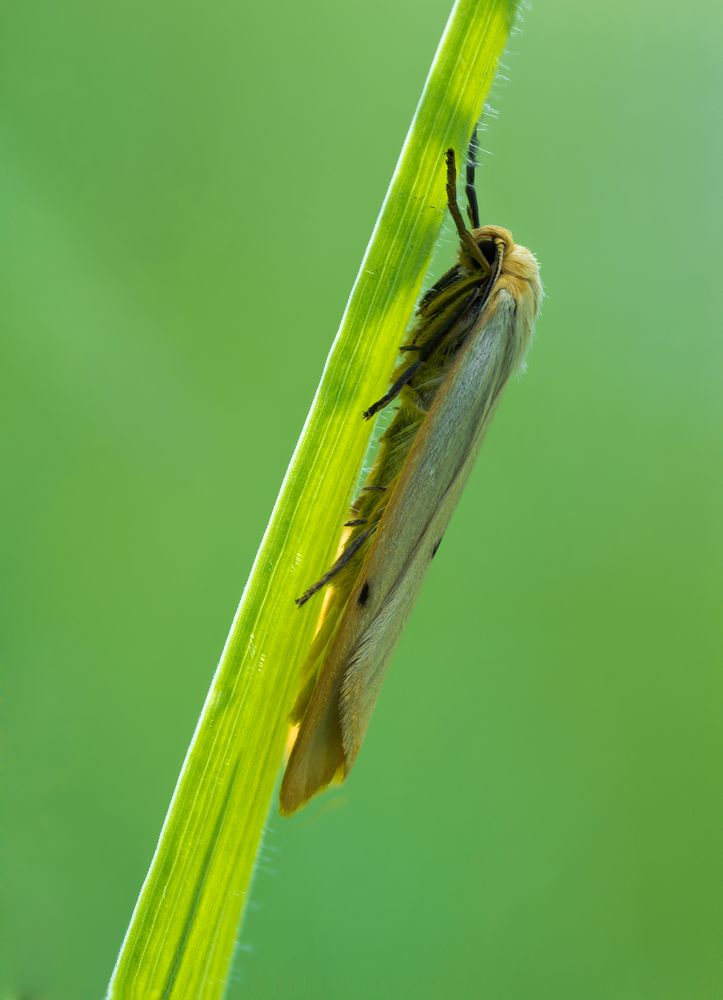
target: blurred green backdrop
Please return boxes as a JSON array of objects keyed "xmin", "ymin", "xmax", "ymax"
[{"xmin": 2, "ymin": 0, "xmax": 721, "ymax": 997}]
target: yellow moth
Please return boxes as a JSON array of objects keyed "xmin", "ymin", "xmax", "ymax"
[{"xmin": 280, "ymin": 136, "xmax": 542, "ymax": 815}]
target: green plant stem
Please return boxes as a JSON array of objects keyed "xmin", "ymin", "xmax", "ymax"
[{"xmin": 107, "ymin": 1, "xmax": 520, "ymax": 996}]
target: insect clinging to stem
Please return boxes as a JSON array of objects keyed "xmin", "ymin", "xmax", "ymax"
[{"xmin": 280, "ymin": 129, "xmax": 542, "ymax": 815}]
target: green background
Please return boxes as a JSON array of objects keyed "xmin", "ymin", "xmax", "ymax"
[{"xmin": 2, "ymin": 0, "xmax": 721, "ymax": 997}]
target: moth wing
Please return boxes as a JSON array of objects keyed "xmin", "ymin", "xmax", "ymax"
[
  {"xmin": 338, "ymin": 491, "xmax": 460, "ymax": 766},
  {"xmin": 281, "ymin": 289, "xmax": 523, "ymax": 814},
  {"xmin": 279, "ymin": 631, "xmax": 347, "ymax": 815},
  {"xmin": 340, "ymin": 289, "xmax": 524, "ymax": 766}
]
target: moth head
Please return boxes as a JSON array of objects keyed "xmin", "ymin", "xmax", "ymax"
[{"xmin": 458, "ymin": 225, "xmax": 513, "ymax": 275}]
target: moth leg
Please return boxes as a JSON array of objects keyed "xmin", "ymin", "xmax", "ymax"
[
  {"xmin": 363, "ymin": 359, "xmax": 423, "ymax": 421},
  {"xmin": 418, "ymin": 264, "xmax": 463, "ymax": 312},
  {"xmin": 445, "ymin": 149, "xmax": 489, "ymax": 275},
  {"xmin": 296, "ymin": 529, "xmax": 371, "ymax": 607},
  {"xmin": 418, "ymin": 272, "xmax": 483, "ymax": 327},
  {"xmin": 363, "ymin": 286, "xmax": 481, "ymax": 421},
  {"xmin": 465, "ymin": 126, "xmax": 481, "ymax": 230}
]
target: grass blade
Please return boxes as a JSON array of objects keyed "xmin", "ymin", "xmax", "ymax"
[{"xmin": 108, "ymin": 1, "xmax": 521, "ymax": 995}]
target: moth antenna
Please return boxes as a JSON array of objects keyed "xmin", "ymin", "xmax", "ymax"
[
  {"xmin": 445, "ymin": 149, "xmax": 489, "ymax": 274},
  {"xmin": 465, "ymin": 127, "xmax": 481, "ymax": 230}
]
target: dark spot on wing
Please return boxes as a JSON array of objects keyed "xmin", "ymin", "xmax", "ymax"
[
  {"xmin": 358, "ymin": 581, "xmax": 370, "ymax": 606},
  {"xmin": 431, "ymin": 537, "xmax": 443, "ymax": 559}
]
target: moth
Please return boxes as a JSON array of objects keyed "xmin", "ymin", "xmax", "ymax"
[{"xmin": 280, "ymin": 134, "xmax": 542, "ymax": 815}]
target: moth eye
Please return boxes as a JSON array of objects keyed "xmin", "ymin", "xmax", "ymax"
[
  {"xmin": 478, "ymin": 239, "xmax": 496, "ymax": 266},
  {"xmin": 358, "ymin": 582, "xmax": 370, "ymax": 607}
]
